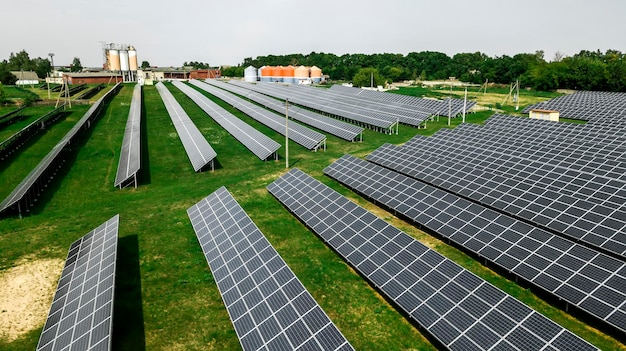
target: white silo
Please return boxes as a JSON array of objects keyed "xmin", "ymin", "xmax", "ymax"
[
  {"xmin": 108, "ymin": 49, "xmax": 121, "ymax": 71},
  {"xmin": 244, "ymin": 66, "xmax": 257, "ymax": 82},
  {"xmin": 128, "ymin": 46, "xmax": 138, "ymax": 71},
  {"xmin": 120, "ymin": 50, "xmax": 130, "ymax": 71}
]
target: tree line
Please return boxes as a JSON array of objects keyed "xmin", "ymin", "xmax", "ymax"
[
  {"xmin": 222, "ymin": 49, "xmax": 626, "ymax": 92},
  {"xmin": 0, "ymin": 50, "xmax": 84, "ymax": 85}
]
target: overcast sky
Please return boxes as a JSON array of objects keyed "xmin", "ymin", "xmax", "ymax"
[{"xmin": 3, "ymin": 0, "xmax": 624, "ymax": 68}]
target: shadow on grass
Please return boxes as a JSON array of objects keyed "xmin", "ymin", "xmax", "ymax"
[
  {"xmin": 112, "ymin": 234, "xmax": 146, "ymax": 351},
  {"xmin": 287, "ymin": 157, "xmax": 302, "ymax": 168},
  {"xmin": 199, "ymin": 157, "xmax": 223, "ymax": 172}
]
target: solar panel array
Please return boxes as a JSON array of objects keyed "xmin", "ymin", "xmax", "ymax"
[
  {"xmin": 482, "ymin": 114, "xmax": 626, "ymax": 149},
  {"xmin": 324, "ymin": 154, "xmax": 626, "ymax": 334},
  {"xmin": 523, "ymin": 91, "xmax": 626, "ymax": 122},
  {"xmin": 37, "ymin": 215, "xmax": 119, "ymax": 351},
  {"xmin": 228, "ymin": 80, "xmax": 398, "ymax": 132},
  {"xmin": 0, "ymin": 105, "xmax": 65, "ymax": 161},
  {"xmin": 190, "ymin": 80, "xmax": 326, "ymax": 151},
  {"xmin": 114, "ymin": 84, "xmax": 142, "ymax": 188},
  {"xmin": 328, "ymin": 85, "xmax": 477, "ymax": 118},
  {"xmin": 186, "ymin": 186, "xmax": 354, "ymax": 351},
  {"xmin": 0, "ymin": 83, "xmax": 122, "ymax": 216},
  {"xmin": 288, "ymin": 83, "xmax": 434, "ymax": 127},
  {"xmin": 367, "ymin": 140, "xmax": 626, "ymax": 258},
  {"xmin": 267, "ymin": 168, "xmax": 599, "ymax": 351},
  {"xmin": 205, "ymin": 79, "xmax": 364, "ymax": 142},
  {"xmin": 171, "ymin": 81, "xmax": 280, "ymax": 161},
  {"xmin": 155, "ymin": 82, "xmax": 217, "ymax": 172},
  {"xmin": 0, "ymin": 106, "xmax": 27, "ymax": 128}
]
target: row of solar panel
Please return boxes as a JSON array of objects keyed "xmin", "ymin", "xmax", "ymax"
[
  {"xmin": 523, "ymin": 91, "xmax": 626, "ymax": 121},
  {"xmin": 172, "ymin": 80, "xmax": 281, "ymax": 161},
  {"xmin": 325, "ymin": 154, "xmax": 626, "ymax": 334},
  {"xmin": 205, "ymin": 79, "xmax": 364, "ymax": 142},
  {"xmin": 328, "ymin": 84, "xmax": 476, "ymax": 117},
  {"xmin": 186, "ymin": 186, "xmax": 354, "ymax": 351},
  {"xmin": 425, "ymin": 122, "xmax": 626, "ymax": 182},
  {"xmin": 401, "ymin": 128, "xmax": 626, "ymax": 211},
  {"xmin": 114, "ymin": 84, "xmax": 143, "ymax": 188},
  {"xmin": 0, "ymin": 83, "xmax": 122, "ymax": 216},
  {"xmin": 228, "ymin": 80, "xmax": 398, "ymax": 131},
  {"xmin": 287, "ymin": 83, "xmax": 433, "ymax": 127},
  {"xmin": 367, "ymin": 142, "xmax": 626, "ymax": 258},
  {"xmin": 0, "ymin": 105, "xmax": 66, "ymax": 162},
  {"xmin": 37, "ymin": 215, "xmax": 119, "ymax": 351},
  {"xmin": 156, "ymin": 82, "xmax": 218, "ymax": 171},
  {"xmin": 267, "ymin": 168, "xmax": 599, "ymax": 351},
  {"xmin": 191, "ymin": 80, "xmax": 327, "ymax": 151}
]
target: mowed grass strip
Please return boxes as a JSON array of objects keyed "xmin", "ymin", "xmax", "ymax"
[
  {"xmin": 0, "ymin": 84, "xmax": 622, "ymax": 350},
  {"xmin": 0, "ymin": 106, "xmax": 55, "ymax": 139}
]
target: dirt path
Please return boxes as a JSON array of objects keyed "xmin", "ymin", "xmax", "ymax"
[{"xmin": 0, "ymin": 257, "xmax": 64, "ymax": 342}]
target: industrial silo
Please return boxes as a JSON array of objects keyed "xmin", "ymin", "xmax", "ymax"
[
  {"xmin": 244, "ymin": 66, "xmax": 257, "ymax": 82},
  {"xmin": 283, "ymin": 65, "xmax": 295, "ymax": 84},
  {"xmin": 108, "ymin": 49, "xmax": 121, "ymax": 71},
  {"xmin": 128, "ymin": 46, "xmax": 138, "ymax": 71},
  {"xmin": 261, "ymin": 66, "xmax": 274, "ymax": 82},
  {"xmin": 258, "ymin": 66, "xmax": 264, "ymax": 80},
  {"xmin": 310, "ymin": 66, "xmax": 322, "ymax": 83},
  {"xmin": 120, "ymin": 50, "xmax": 130, "ymax": 71},
  {"xmin": 294, "ymin": 65, "xmax": 310, "ymax": 84},
  {"xmin": 273, "ymin": 66, "xmax": 284, "ymax": 82}
]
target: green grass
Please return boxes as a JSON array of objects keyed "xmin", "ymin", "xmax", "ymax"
[{"xmin": 0, "ymin": 83, "xmax": 622, "ymax": 351}]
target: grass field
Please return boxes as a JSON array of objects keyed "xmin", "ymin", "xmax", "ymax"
[{"xmin": 0, "ymin": 83, "xmax": 623, "ymax": 350}]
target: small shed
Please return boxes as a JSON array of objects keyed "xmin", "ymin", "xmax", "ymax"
[
  {"xmin": 529, "ymin": 109, "xmax": 560, "ymax": 122},
  {"xmin": 189, "ymin": 69, "xmax": 221, "ymax": 80},
  {"xmin": 11, "ymin": 71, "xmax": 39, "ymax": 86}
]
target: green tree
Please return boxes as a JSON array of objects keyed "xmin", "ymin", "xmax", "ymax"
[
  {"xmin": 183, "ymin": 61, "xmax": 210, "ymax": 69},
  {"xmin": 0, "ymin": 84, "xmax": 5, "ymax": 103},
  {"xmin": 7, "ymin": 50, "xmax": 34, "ymax": 71},
  {"xmin": 0, "ymin": 63, "xmax": 17, "ymax": 85},
  {"xmin": 140, "ymin": 61, "xmax": 150, "ymax": 69},
  {"xmin": 352, "ymin": 67, "xmax": 384, "ymax": 88},
  {"xmin": 70, "ymin": 57, "xmax": 82, "ymax": 72},
  {"xmin": 33, "ymin": 57, "xmax": 52, "ymax": 78}
]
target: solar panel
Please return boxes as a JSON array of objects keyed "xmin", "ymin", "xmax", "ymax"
[
  {"xmin": 171, "ymin": 81, "xmax": 280, "ymax": 161},
  {"xmin": 367, "ymin": 142, "xmax": 626, "ymax": 258},
  {"xmin": 206, "ymin": 79, "xmax": 364, "ymax": 142},
  {"xmin": 190, "ymin": 80, "xmax": 326, "ymax": 151},
  {"xmin": 186, "ymin": 186, "xmax": 354, "ymax": 351},
  {"xmin": 228, "ymin": 80, "xmax": 398, "ymax": 133},
  {"xmin": 37, "ymin": 215, "xmax": 119, "ymax": 351},
  {"xmin": 0, "ymin": 83, "xmax": 122, "ymax": 216},
  {"xmin": 328, "ymin": 84, "xmax": 477, "ymax": 118},
  {"xmin": 0, "ymin": 105, "xmax": 65, "ymax": 162},
  {"xmin": 324, "ymin": 154, "xmax": 626, "ymax": 334},
  {"xmin": 267, "ymin": 169, "xmax": 598, "ymax": 351},
  {"xmin": 523, "ymin": 91, "xmax": 626, "ymax": 122},
  {"xmin": 114, "ymin": 84, "xmax": 142, "ymax": 188},
  {"xmin": 155, "ymin": 82, "xmax": 217, "ymax": 172}
]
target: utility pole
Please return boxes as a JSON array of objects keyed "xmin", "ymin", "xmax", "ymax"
[
  {"xmin": 462, "ymin": 87, "xmax": 467, "ymax": 123},
  {"xmin": 448, "ymin": 77, "xmax": 452, "ymax": 126},
  {"xmin": 285, "ymin": 98, "xmax": 289, "ymax": 169},
  {"xmin": 515, "ymin": 78, "xmax": 520, "ymax": 111}
]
